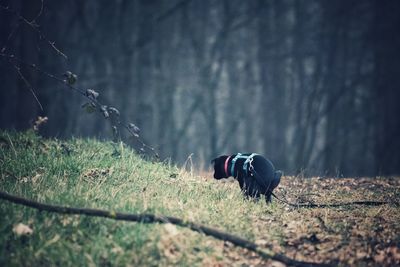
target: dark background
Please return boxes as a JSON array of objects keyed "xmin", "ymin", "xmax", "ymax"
[{"xmin": 1, "ymin": 0, "xmax": 399, "ymax": 177}]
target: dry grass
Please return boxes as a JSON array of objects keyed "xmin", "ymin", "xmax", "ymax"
[{"xmin": 0, "ymin": 130, "xmax": 399, "ymax": 266}]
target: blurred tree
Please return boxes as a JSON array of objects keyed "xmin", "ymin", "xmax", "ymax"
[{"xmin": 1, "ymin": 0, "xmax": 399, "ymax": 176}]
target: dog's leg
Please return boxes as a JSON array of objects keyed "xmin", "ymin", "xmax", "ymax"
[
  {"xmin": 243, "ymin": 181, "xmax": 261, "ymax": 200},
  {"xmin": 265, "ymin": 193, "xmax": 272, "ymax": 203}
]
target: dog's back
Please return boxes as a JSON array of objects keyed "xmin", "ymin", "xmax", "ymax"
[{"xmin": 235, "ymin": 154, "xmax": 280, "ymax": 200}]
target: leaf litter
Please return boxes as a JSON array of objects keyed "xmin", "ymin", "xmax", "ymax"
[{"xmin": 220, "ymin": 176, "xmax": 400, "ymax": 266}]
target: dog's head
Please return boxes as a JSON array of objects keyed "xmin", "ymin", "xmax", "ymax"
[{"xmin": 211, "ymin": 155, "xmax": 229, "ymax": 179}]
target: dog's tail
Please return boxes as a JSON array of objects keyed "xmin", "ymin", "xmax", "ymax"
[
  {"xmin": 249, "ymin": 168, "xmax": 282, "ymax": 203},
  {"xmin": 272, "ymin": 170, "xmax": 282, "ymax": 189}
]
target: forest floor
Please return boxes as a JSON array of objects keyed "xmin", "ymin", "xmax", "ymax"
[{"xmin": 0, "ymin": 131, "xmax": 399, "ymax": 266}]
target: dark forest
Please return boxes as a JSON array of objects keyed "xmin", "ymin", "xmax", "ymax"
[{"xmin": 1, "ymin": 0, "xmax": 400, "ymax": 177}]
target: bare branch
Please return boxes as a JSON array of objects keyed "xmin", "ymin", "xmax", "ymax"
[
  {"xmin": 155, "ymin": 0, "xmax": 192, "ymax": 23},
  {"xmin": 0, "ymin": 53, "xmax": 158, "ymax": 158},
  {"xmin": 271, "ymin": 192, "xmax": 398, "ymax": 208},
  {"xmin": 31, "ymin": 0, "xmax": 44, "ymax": 23},
  {"xmin": 0, "ymin": 4, "xmax": 67, "ymax": 60},
  {"xmin": 7, "ymin": 58, "xmax": 43, "ymax": 111},
  {"xmin": 0, "ymin": 190, "xmax": 326, "ymax": 267},
  {"xmin": 1, "ymin": 21, "xmax": 21, "ymax": 53}
]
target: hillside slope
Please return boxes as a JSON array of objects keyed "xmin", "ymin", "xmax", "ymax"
[{"xmin": 0, "ymin": 131, "xmax": 399, "ymax": 266}]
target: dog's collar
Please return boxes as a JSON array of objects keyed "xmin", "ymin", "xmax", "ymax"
[{"xmin": 224, "ymin": 156, "xmax": 231, "ymax": 177}]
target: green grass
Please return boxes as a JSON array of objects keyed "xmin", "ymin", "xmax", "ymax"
[
  {"xmin": 1, "ymin": 131, "xmax": 399, "ymax": 266},
  {"xmin": 0, "ymin": 130, "xmax": 272, "ymax": 266}
]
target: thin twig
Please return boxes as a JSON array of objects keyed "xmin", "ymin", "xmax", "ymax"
[
  {"xmin": 8, "ymin": 59, "xmax": 43, "ymax": 110},
  {"xmin": 30, "ymin": 0, "xmax": 44, "ymax": 23},
  {"xmin": 0, "ymin": 4, "xmax": 67, "ymax": 60},
  {"xmin": 1, "ymin": 0, "xmax": 43, "ymax": 53},
  {"xmin": 0, "ymin": 53, "xmax": 159, "ymax": 158},
  {"xmin": 1, "ymin": 21, "xmax": 21, "ymax": 53},
  {"xmin": 155, "ymin": 0, "xmax": 192, "ymax": 22},
  {"xmin": 0, "ymin": 2, "xmax": 158, "ymax": 156},
  {"xmin": 0, "ymin": 190, "xmax": 328, "ymax": 267},
  {"xmin": 5, "ymin": 133, "xmax": 17, "ymax": 157}
]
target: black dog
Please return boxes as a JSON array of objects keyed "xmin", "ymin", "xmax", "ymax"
[{"xmin": 211, "ymin": 153, "xmax": 282, "ymax": 203}]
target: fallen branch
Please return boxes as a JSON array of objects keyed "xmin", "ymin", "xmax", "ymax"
[
  {"xmin": 271, "ymin": 192, "xmax": 399, "ymax": 208},
  {"xmin": 0, "ymin": 190, "xmax": 329, "ymax": 267}
]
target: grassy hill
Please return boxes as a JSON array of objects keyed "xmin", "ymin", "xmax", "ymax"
[{"xmin": 0, "ymin": 131, "xmax": 399, "ymax": 266}]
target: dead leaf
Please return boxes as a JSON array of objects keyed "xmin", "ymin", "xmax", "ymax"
[
  {"xmin": 111, "ymin": 245, "xmax": 124, "ymax": 254},
  {"xmin": 13, "ymin": 223, "xmax": 33, "ymax": 236},
  {"xmin": 270, "ymin": 261, "xmax": 287, "ymax": 267},
  {"xmin": 201, "ymin": 257, "xmax": 225, "ymax": 267},
  {"xmin": 355, "ymin": 250, "xmax": 368, "ymax": 259},
  {"xmin": 61, "ymin": 216, "xmax": 73, "ymax": 226},
  {"xmin": 255, "ymin": 239, "xmax": 268, "ymax": 246},
  {"xmin": 373, "ymin": 250, "xmax": 385, "ymax": 263},
  {"xmin": 32, "ymin": 173, "xmax": 41, "ymax": 184},
  {"xmin": 33, "ymin": 116, "xmax": 48, "ymax": 131},
  {"xmin": 164, "ymin": 223, "xmax": 179, "ymax": 236},
  {"xmin": 388, "ymin": 246, "xmax": 400, "ymax": 261}
]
